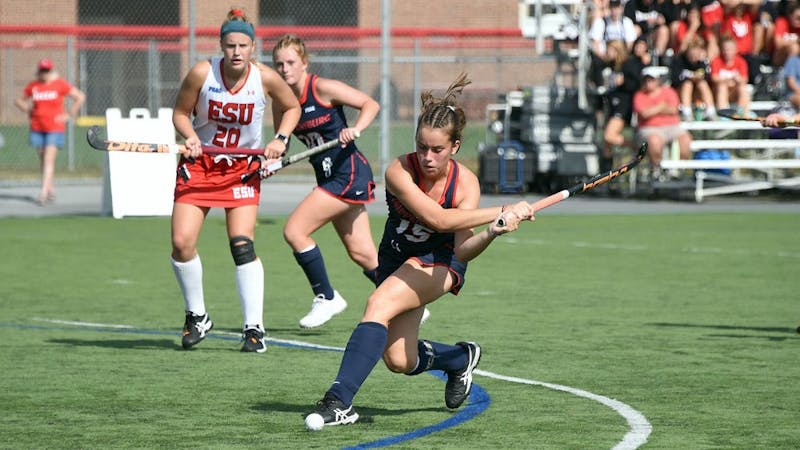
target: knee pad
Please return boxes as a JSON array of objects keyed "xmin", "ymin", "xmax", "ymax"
[{"xmin": 230, "ymin": 236, "xmax": 256, "ymax": 266}]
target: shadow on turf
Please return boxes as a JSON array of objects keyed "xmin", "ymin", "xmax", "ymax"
[
  {"xmin": 48, "ymin": 338, "xmax": 178, "ymax": 350},
  {"xmin": 252, "ymin": 400, "xmax": 446, "ymax": 421},
  {"xmin": 0, "ymin": 193, "xmax": 39, "ymax": 204},
  {"xmin": 648, "ymin": 322, "xmax": 798, "ymax": 340}
]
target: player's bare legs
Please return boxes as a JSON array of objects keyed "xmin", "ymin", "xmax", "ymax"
[{"xmin": 286, "ymin": 189, "xmax": 364, "ymax": 328}]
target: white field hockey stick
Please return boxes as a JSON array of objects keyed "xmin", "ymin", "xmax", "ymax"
[
  {"xmin": 497, "ymin": 143, "xmax": 648, "ymax": 227},
  {"xmin": 86, "ymin": 125, "xmax": 264, "ymax": 156},
  {"xmin": 240, "ymin": 131, "xmax": 360, "ymax": 183}
]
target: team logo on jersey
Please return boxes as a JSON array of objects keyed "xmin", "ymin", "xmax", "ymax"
[
  {"xmin": 232, "ymin": 186, "xmax": 256, "ymax": 199},
  {"xmin": 304, "ymin": 105, "xmax": 316, "ymax": 113},
  {"xmin": 32, "ymin": 90, "xmax": 58, "ymax": 101},
  {"xmin": 208, "ymin": 85, "xmax": 224, "ymax": 93},
  {"xmin": 207, "ymin": 100, "xmax": 255, "ymax": 125},
  {"xmin": 322, "ymin": 157, "xmax": 333, "ymax": 178}
]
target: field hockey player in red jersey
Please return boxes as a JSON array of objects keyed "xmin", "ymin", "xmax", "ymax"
[
  {"xmin": 303, "ymin": 73, "xmax": 533, "ymax": 429},
  {"xmin": 170, "ymin": 8, "xmax": 300, "ymax": 353},
  {"xmin": 271, "ymin": 34, "xmax": 431, "ymax": 328}
]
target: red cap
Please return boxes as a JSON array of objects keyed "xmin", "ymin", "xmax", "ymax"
[{"xmin": 38, "ymin": 58, "xmax": 54, "ymax": 71}]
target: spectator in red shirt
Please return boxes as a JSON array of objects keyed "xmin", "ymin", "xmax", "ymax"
[
  {"xmin": 674, "ymin": 6, "xmax": 719, "ymax": 60},
  {"xmin": 633, "ymin": 66, "xmax": 693, "ymax": 177},
  {"xmin": 721, "ymin": 1, "xmax": 765, "ymax": 85},
  {"xmin": 14, "ymin": 59, "xmax": 85, "ymax": 205},
  {"xmin": 772, "ymin": 3, "xmax": 800, "ymax": 66},
  {"xmin": 711, "ymin": 36, "xmax": 751, "ymax": 115}
]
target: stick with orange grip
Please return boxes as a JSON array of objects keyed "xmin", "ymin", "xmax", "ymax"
[{"xmin": 497, "ymin": 143, "xmax": 648, "ymax": 226}]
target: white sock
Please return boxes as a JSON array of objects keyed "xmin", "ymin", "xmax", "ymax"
[
  {"xmin": 235, "ymin": 258, "xmax": 264, "ymax": 330},
  {"xmin": 171, "ymin": 255, "xmax": 205, "ymax": 316}
]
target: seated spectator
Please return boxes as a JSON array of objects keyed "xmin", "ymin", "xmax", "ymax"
[
  {"xmin": 590, "ymin": 0, "xmax": 638, "ymax": 88},
  {"xmin": 771, "ymin": 3, "xmax": 800, "ymax": 66},
  {"xmin": 660, "ymin": 0, "xmax": 694, "ymax": 62},
  {"xmin": 657, "ymin": 0, "xmax": 694, "ymax": 44},
  {"xmin": 753, "ymin": 0, "xmax": 780, "ymax": 57},
  {"xmin": 710, "ymin": 36, "xmax": 752, "ymax": 115},
  {"xmin": 602, "ymin": 37, "xmax": 653, "ymax": 168},
  {"xmin": 670, "ymin": 37, "xmax": 718, "ymax": 120},
  {"xmin": 625, "ymin": 0, "xmax": 671, "ymax": 61},
  {"xmin": 721, "ymin": 1, "xmax": 764, "ymax": 84},
  {"xmin": 780, "ymin": 54, "xmax": 800, "ymax": 108},
  {"xmin": 633, "ymin": 66, "xmax": 693, "ymax": 178},
  {"xmin": 674, "ymin": 6, "xmax": 720, "ymax": 60},
  {"xmin": 697, "ymin": 0, "xmax": 725, "ymax": 40}
]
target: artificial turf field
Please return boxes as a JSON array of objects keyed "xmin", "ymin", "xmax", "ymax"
[{"xmin": 1, "ymin": 212, "xmax": 798, "ymax": 449}]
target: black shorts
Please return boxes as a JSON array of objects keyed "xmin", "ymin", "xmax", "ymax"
[{"xmin": 607, "ymin": 92, "xmax": 633, "ymax": 124}]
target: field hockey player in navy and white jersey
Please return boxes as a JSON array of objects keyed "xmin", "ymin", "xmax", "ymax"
[
  {"xmin": 303, "ymin": 73, "xmax": 533, "ymax": 429},
  {"xmin": 270, "ymin": 34, "xmax": 432, "ymax": 329},
  {"xmin": 170, "ymin": 8, "xmax": 300, "ymax": 353}
]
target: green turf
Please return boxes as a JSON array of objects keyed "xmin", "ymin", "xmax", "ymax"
[{"xmin": 0, "ymin": 212, "xmax": 798, "ymax": 449}]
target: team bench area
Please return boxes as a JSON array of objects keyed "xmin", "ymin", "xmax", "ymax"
[{"xmin": 656, "ymin": 118, "xmax": 800, "ymax": 202}]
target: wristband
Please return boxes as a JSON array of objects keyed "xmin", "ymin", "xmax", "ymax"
[{"xmin": 274, "ymin": 133, "xmax": 290, "ymax": 146}]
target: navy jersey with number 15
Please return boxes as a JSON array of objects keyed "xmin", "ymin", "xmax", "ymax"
[
  {"xmin": 376, "ymin": 153, "xmax": 467, "ymax": 292},
  {"xmin": 379, "ymin": 153, "xmax": 461, "ymax": 260}
]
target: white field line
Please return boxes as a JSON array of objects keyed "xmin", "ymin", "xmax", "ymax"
[
  {"xmin": 32, "ymin": 317, "xmax": 134, "ymax": 329},
  {"xmin": 475, "ymin": 369, "xmax": 651, "ymax": 450},
  {"xmin": 33, "ymin": 317, "xmax": 651, "ymax": 449},
  {"xmin": 501, "ymin": 237, "xmax": 800, "ymax": 259},
  {"xmin": 213, "ymin": 330, "xmax": 344, "ymax": 352}
]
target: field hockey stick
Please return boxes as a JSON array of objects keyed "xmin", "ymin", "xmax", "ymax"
[
  {"xmin": 240, "ymin": 131, "xmax": 359, "ymax": 183},
  {"xmin": 716, "ymin": 108, "xmax": 800, "ymax": 128},
  {"xmin": 497, "ymin": 143, "xmax": 648, "ymax": 227},
  {"xmin": 86, "ymin": 125, "xmax": 264, "ymax": 156}
]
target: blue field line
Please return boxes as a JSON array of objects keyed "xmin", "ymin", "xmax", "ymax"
[
  {"xmin": 2, "ymin": 321, "xmax": 490, "ymax": 448},
  {"xmin": 342, "ymin": 373, "xmax": 489, "ymax": 449}
]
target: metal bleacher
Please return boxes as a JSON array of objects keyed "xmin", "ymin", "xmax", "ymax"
[{"xmin": 662, "ymin": 102, "xmax": 800, "ymax": 202}]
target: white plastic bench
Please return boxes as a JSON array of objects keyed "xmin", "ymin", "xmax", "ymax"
[{"xmin": 659, "ymin": 134, "xmax": 800, "ymax": 202}]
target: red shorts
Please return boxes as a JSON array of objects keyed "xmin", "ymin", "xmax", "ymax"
[{"xmin": 174, "ymin": 154, "xmax": 261, "ymax": 208}]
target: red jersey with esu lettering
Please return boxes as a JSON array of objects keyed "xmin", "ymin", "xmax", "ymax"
[
  {"xmin": 174, "ymin": 58, "xmax": 266, "ymax": 208},
  {"xmin": 22, "ymin": 78, "xmax": 73, "ymax": 132}
]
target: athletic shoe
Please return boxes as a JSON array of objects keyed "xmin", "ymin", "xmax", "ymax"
[
  {"xmin": 420, "ymin": 307, "xmax": 431, "ymax": 325},
  {"xmin": 241, "ymin": 327, "xmax": 267, "ymax": 353},
  {"xmin": 305, "ymin": 393, "xmax": 359, "ymax": 427},
  {"xmin": 181, "ymin": 312, "xmax": 213, "ymax": 349},
  {"xmin": 444, "ymin": 341, "xmax": 482, "ymax": 409},
  {"xmin": 299, "ymin": 291, "xmax": 347, "ymax": 329}
]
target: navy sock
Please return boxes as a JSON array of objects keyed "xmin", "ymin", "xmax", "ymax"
[
  {"xmin": 362, "ymin": 267, "xmax": 379, "ymax": 287},
  {"xmin": 327, "ymin": 322, "xmax": 388, "ymax": 406},
  {"xmin": 294, "ymin": 246, "xmax": 334, "ymax": 299},
  {"xmin": 406, "ymin": 340, "xmax": 467, "ymax": 375}
]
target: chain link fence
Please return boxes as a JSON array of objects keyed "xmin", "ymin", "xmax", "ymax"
[{"xmin": 0, "ymin": 0, "xmax": 557, "ymax": 184}]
